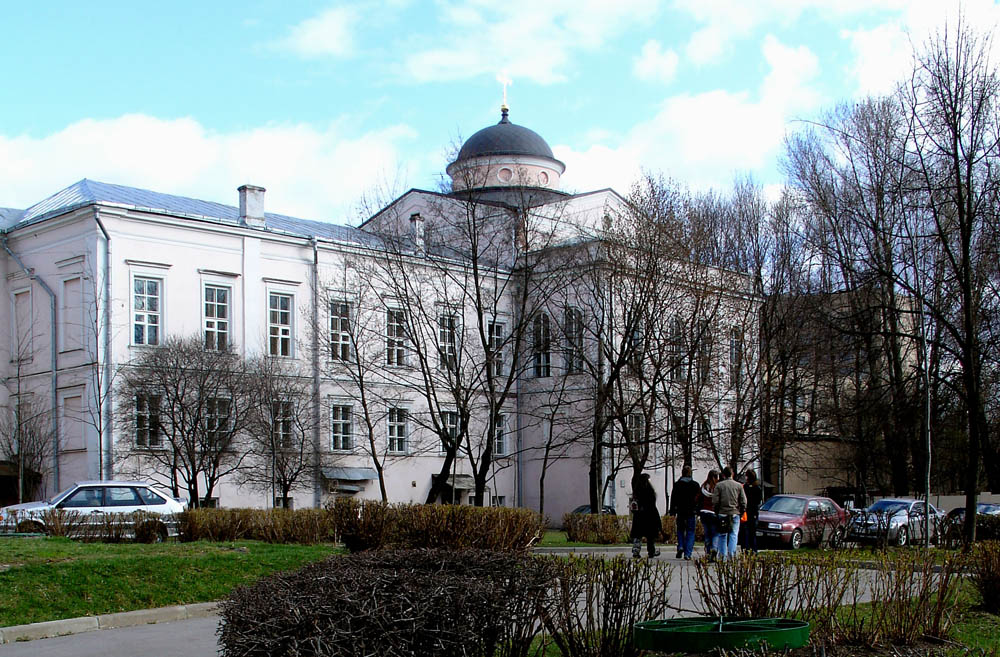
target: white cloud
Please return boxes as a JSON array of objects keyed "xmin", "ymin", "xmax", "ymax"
[
  {"xmin": 276, "ymin": 6, "xmax": 358, "ymax": 58},
  {"xmin": 401, "ymin": 0, "xmax": 660, "ymax": 84},
  {"xmin": 0, "ymin": 115, "xmax": 416, "ymax": 224},
  {"xmin": 633, "ymin": 40, "xmax": 679, "ymax": 83},
  {"xmin": 559, "ymin": 35, "xmax": 822, "ymax": 195}
]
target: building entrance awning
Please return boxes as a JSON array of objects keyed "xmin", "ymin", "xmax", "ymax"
[
  {"xmin": 322, "ymin": 467, "xmax": 378, "ymax": 482},
  {"xmin": 432, "ymin": 473, "xmax": 475, "ymax": 490}
]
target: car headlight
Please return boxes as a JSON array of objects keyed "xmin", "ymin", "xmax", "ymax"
[
  {"xmin": 782, "ymin": 523, "xmax": 795, "ymax": 531},
  {"xmin": 768, "ymin": 522, "xmax": 781, "ymax": 529}
]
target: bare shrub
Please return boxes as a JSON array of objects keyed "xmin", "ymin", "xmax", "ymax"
[
  {"xmin": 969, "ymin": 540, "xmax": 1000, "ymax": 613},
  {"xmin": 539, "ymin": 555, "xmax": 673, "ymax": 657},
  {"xmin": 219, "ymin": 549, "xmax": 559, "ymax": 657}
]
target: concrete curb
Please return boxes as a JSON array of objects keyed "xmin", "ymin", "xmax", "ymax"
[{"xmin": 0, "ymin": 602, "xmax": 219, "ymax": 644}]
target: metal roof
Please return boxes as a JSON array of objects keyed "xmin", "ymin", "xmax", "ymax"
[
  {"xmin": 322, "ymin": 467, "xmax": 379, "ymax": 481},
  {"xmin": 2, "ymin": 179, "xmax": 379, "ymax": 247},
  {"xmin": 455, "ymin": 109, "xmax": 556, "ymax": 161}
]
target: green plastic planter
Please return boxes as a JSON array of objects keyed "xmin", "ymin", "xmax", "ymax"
[{"xmin": 633, "ymin": 616, "xmax": 810, "ymax": 653}]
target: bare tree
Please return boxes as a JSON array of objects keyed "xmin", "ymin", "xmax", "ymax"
[
  {"xmin": 115, "ymin": 335, "xmax": 255, "ymax": 506},
  {"xmin": 237, "ymin": 354, "xmax": 327, "ymax": 507}
]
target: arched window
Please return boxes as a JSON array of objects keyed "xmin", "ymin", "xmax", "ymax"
[{"xmin": 564, "ymin": 307, "xmax": 584, "ymax": 373}]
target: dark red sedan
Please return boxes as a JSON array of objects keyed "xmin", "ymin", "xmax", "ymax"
[{"xmin": 754, "ymin": 494, "xmax": 850, "ymax": 549}]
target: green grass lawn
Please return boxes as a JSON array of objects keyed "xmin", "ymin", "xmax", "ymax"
[
  {"xmin": 536, "ymin": 529, "xmax": 628, "ymax": 547},
  {"xmin": 0, "ymin": 537, "xmax": 342, "ymax": 627}
]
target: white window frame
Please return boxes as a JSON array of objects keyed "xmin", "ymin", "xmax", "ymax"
[
  {"xmin": 440, "ymin": 410, "xmax": 459, "ymax": 453},
  {"xmin": 387, "ymin": 406, "xmax": 408, "ymax": 454},
  {"xmin": 268, "ymin": 292, "xmax": 294, "ymax": 357},
  {"xmin": 437, "ymin": 312, "xmax": 458, "ymax": 371},
  {"xmin": 564, "ymin": 307, "xmax": 584, "ymax": 374},
  {"xmin": 331, "ymin": 403, "xmax": 353, "ymax": 451},
  {"xmin": 271, "ymin": 399, "xmax": 294, "ymax": 448},
  {"xmin": 494, "ymin": 413, "xmax": 507, "ymax": 456},
  {"xmin": 205, "ymin": 397, "xmax": 232, "ymax": 447},
  {"xmin": 132, "ymin": 276, "xmax": 163, "ymax": 347},
  {"xmin": 533, "ymin": 313, "xmax": 551, "ymax": 378},
  {"xmin": 729, "ymin": 326, "xmax": 743, "ymax": 387},
  {"xmin": 386, "ymin": 308, "xmax": 406, "ymax": 366},
  {"xmin": 203, "ymin": 284, "xmax": 231, "ymax": 352},
  {"xmin": 329, "ymin": 300, "xmax": 352, "ymax": 362},
  {"xmin": 135, "ymin": 393, "xmax": 162, "ymax": 449},
  {"xmin": 488, "ymin": 321, "xmax": 505, "ymax": 378}
]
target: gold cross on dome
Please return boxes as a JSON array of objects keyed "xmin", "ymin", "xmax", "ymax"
[{"xmin": 497, "ymin": 70, "xmax": 512, "ymax": 109}]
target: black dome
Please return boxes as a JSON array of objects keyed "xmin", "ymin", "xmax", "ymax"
[{"xmin": 456, "ymin": 108, "xmax": 555, "ymax": 161}]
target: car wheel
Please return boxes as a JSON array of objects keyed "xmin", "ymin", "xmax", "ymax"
[
  {"xmin": 16, "ymin": 520, "xmax": 45, "ymax": 534},
  {"xmin": 896, "ymin": 526, "xmax": 908, "ymax": 547},
  {"xmin": 136, "ymin": 520, "xmax": 168, "ymax": 544},
  {"xmin": 790, "ymin": 529, "xmax": 803, "ymax": 550}
]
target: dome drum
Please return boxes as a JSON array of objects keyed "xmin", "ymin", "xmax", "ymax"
[{"xmin": 447, "ymin": 108, "xmax": 565, "ymax": 193}]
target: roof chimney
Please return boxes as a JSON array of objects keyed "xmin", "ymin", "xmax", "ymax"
[
  {"xmin": 238, "ymin": 185, "xmax": 266, "ymax": 227},
  {"xmin": 409, "ymin": 212, "xmax": 425, "ymax": 252}
]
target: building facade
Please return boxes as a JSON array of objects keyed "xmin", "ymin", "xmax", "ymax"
[{"xmin": 0, "ymin": 108, "xmax": 759, "ymax": 520}]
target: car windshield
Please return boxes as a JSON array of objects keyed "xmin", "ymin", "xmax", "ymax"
[
  {"xmin": 760, "ymin": 496, "xmax": 805, "ymax": 516},
  {"xmin": 868, "ymin": 500, "xmax": 908, "ymax": 514},
  {"xmin": 980, "ymin": 504, "xmax": 1000, "ymax": 514},
  {"xmin": 48, "ymin": 485, "xmax": 79, "ymax": 505}
]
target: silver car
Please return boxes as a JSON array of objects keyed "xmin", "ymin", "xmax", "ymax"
[
  {"xmin": 847, "ymin": 498, "xmax": 944, "ymax": 546},
  {"xmin": 0, "ymin": 480, "xmax": 186, "ymax": 540}
]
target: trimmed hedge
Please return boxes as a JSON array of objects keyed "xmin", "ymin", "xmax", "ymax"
[
  {"xmin": 562, "ymin": 512, "xmax": 630, "ymax": 543},
  {"xmin": 562, "ymin": 512, "xmax": 706, "ymax": 545},
  {"xmin": 178, "ymin": 502, "xmax": 544, "ymax": 552},
  {"xmin": 331, "ymin": 499, "xmax": 544, "ymax": 552},
  {"xmin": 179, "ymin": 508, "xmax": 336, "ymax": 544},
  {"xmin": 970, "ymin": 540, "xmax": 1000, "ymax": 613}
]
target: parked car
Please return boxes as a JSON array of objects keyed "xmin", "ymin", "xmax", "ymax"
[
  {"xmin": 945, "ymin": 502, "xmax": 1000, "ymax": 526},
  {"xmin": 0, "ymin": 480, "xmax": 187, "ymax": 540},
  {"xmin": 847, "ymin": 498, "xmax": 944, "ymax": 546},
  {"xmin": 570, "ymin": 504, "xmax": 616, "ymax": 515},
  {"xmin": 755, "ymin": 494, "xmax": 850, "ymax": 549}
]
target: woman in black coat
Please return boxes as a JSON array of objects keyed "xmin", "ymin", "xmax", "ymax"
[{"xmin": 630, "ymin": 472, "xmax": 662, "ymax": 558}]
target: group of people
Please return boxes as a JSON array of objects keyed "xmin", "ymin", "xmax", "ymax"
[{"xmin": 629, "ymin": 465, "xmax": 762, "ymax": 561}]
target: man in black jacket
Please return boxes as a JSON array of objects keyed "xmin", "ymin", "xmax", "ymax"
[{"xmin": 669, "ymin": 465, "xmax": 700, "ymax": 559}]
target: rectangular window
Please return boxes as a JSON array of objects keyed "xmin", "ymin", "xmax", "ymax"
[
  {"xmin": 492, "ymin": 495, "xmax": 506, "ymax": 507},
  {"xmin": 205, "ymin": 397, "xmax": 231, "ymax": 447},
  {"xmin": 564, "ymin": 308, "xmax": 584, "ymax": 374},
  {"xmin": 204, "ymin": 285, "xmax": 230, "ymax": 351},
  {"xmin": 440, "ymin": 411, "xmax": 459, "ymax": 453},
  {"xmin": 62, "ymin": 277, "xmax": 83, "ymax": 351},
  {"xmin": 271, "ymin": 400, "xmax": 294, "ymax": 448},
  {"xmin": 625, "ymin": 413, "xmax": 644, "ymax": 444},
  {"xmin": 438, "ymin": 313, "xmax": 458, "ymax": 370},
  {"xmin": 488, "ymin": 321, "xmax": 505, "ymax": 378},
  {"xmin": 136, "ymin": 394, "xmax": 162, "ymax": 448},
  {"xmin": 696, "ymin": 321, "xmax": 712, "ymax": 384},
  {"xmin": 388, "ymin": 407, "xmax": 407, "ymax": 453},
  {"xmin": 533, "ymin": 313, "xmax": 551, "ymax": 378},
  {"xmin": 668, "ymin": 317, "xmax": 685, "ymax": 381},
  {"xmin": 268, "ymin": 293, "xmax": 292, "ymax": 357},
  {"xmin": 330, "ymin": 301, "xmax": 352, "ymax": 361},
  {"xmin": 729, "ymin": 327, "xmax": 743, "ymax": 387},
  {"xmin": 331, "ymin": 404, "xmax": 353, "ymax": 451},
  {"xmin": 274, "ymin": 497, "xmax": 294, "ymax": 509},
  {"xmin": 386, "ymin": 309, "xmax": 406, "ymax": 366},
  {"xmin": 133, "ymin": 277, "xmax": 162, "ymax": 346},
  {"xmin": 494, "ymin": 413, "xmax": 507, "ymax": 455}
]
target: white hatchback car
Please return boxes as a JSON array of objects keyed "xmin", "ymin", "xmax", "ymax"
[{"xmin": 1, "ymin": 480, "xmax": 187, "ymax": 540}]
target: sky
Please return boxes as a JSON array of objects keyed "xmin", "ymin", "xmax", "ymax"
[{"xmin": 1, "ymin": 0, "xmax": 997, "ymax": 225}]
